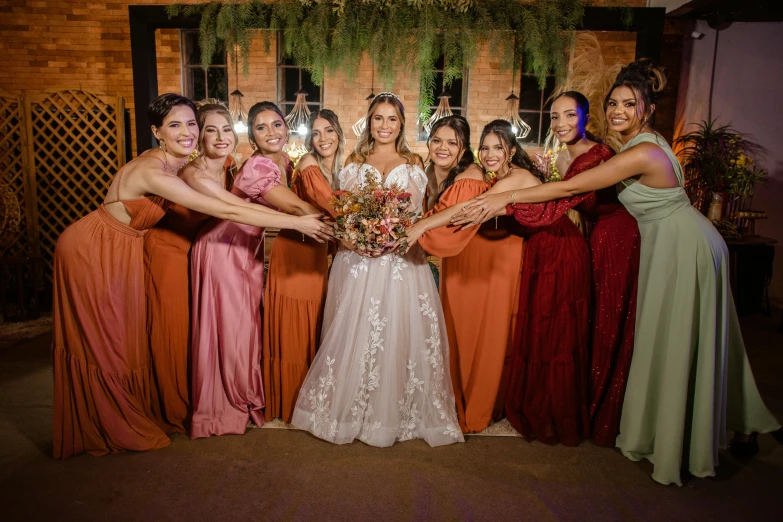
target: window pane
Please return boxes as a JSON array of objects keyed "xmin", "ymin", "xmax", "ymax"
[
  {"xmin": 446, "ymin": 78, "xmax": 463, "ymax": 107},
  {"xmin": 283, "ymin": 67, "xmax": 300, "ymax": 101},
  {"xmin": 517, "ymin": 112, "xmax": 540, "ymax": 145},
  {"xmin": 184, "ymin": 68, "xmax": 207, "ymax": 101},
  {"xmin": 207, "ymin": 68, "xmax": 228, "ymax": 103},
  {"xmin": 541, "ymin": 113, "xmax": 551, "ymax": 143},
  {"xmin": 433, "ymin": 72, "xmax": 444, "ymax": 98},
  {"xmin": 518, "ymin": 75, "xmax": 542, "ymax": 111},
  {"xmin": 183, "ymin": 31, "xmax": 201, "ymax": 65},
  {"xmin": 301, "ymin": 70, "xmax": 320, "ymax": 103},
  {"xmin": 212, "ymin": 39, "xmax": 227, "ymax": 65},
  {"xmin": 543, "ymin": 75, "xmax": 556, "ymax": 107}
]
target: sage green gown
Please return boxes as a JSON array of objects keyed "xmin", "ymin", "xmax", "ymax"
[{"xmin": 615, "ymin": 132, "xmax": 779, "ymax": 486}]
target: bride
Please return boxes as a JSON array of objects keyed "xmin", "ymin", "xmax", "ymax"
[{"xmin": 291, "ymin": 93, "xmax": 463, "ymax": 446}]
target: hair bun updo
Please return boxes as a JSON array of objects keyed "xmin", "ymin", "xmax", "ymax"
[
  {"xmin": 604, "ymin": 59, "xmax": 667, "ymax": 129},
  {"xmin": 615, "ymin": 59, "xmax": 667, "ymax": 97}
]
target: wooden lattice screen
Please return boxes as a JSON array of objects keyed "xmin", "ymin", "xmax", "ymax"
[
  {"xmin": 0, "ymin": 88, "xmax": 31, "ymax": 257},
  {"xmin": 24, "ymin": 87, "xmax": 125, "ymax": 280}
]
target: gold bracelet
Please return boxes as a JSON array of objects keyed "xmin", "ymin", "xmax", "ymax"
[{"xmin": 510, "ymin": 191, "xmax": 517, "ymax": 203}]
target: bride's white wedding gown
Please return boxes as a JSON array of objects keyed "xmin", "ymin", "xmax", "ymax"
[{"xmin": 291, "ymin": 162, "xmax": 464, "ymax": 447}]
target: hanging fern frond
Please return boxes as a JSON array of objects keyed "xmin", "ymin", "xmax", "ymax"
[{"xmin": 172, "ymin": 0, "xmax": 633, "ymax": 115}]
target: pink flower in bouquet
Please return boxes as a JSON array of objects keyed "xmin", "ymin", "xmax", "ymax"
[
  {"xmin": 397, "ymin": 192, "xmax": 411, "ymax": 200},
  {"xmin": 373, "ymin": 189, "xmax": 384, "ymax": 201}
]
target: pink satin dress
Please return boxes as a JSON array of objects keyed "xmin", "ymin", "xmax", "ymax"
[{"xmin": 189, "ymin": 155, "xmax": 281, "ymax": 438}]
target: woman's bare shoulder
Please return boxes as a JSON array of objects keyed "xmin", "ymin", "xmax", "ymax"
[
  {"xmin": 508, "ymin": 167, "xmax": 542, "ymax": 188},
  {"xmin": 296, "ymin": 153, "xmax": 319, "ymax": 170},
  {"xmin": 455, "ymin": 163, "xmax": 484, "ymax": 181}
]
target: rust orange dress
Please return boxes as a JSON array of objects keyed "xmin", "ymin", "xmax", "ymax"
[
  {"xmin": 52, "ymin": 164, "xmax": 172, "ymax": 459},
  {"xmin": 143, "ymin": 204, "xmax": 210, "ymax": 434},
  {"xmin": 263, "ymin": 164, "xmax": 337, "ymax": 422},
  {"xmin": 418, "ymin": 179, "xmax": 524, "ymax": 433}
]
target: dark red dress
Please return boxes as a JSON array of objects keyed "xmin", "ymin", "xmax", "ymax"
[
  {"xmin": 575, "ymin": 148, "xmax": 641, "ymax": 447},
  {"xmin": 503, "ymin": 150, "xmax": 599, "ymax": 446}
]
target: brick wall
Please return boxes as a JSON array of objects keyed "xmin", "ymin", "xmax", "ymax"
[
  {"xmin": 1, "ymin": 0, "xmax": 647, "ymax": 157},
  {"xmin": 156, "ymin": 29, "xmax": 181, "ymax": 96}
]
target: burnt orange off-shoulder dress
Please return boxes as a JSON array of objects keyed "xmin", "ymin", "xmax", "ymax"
[
  {"xmin": 263, "ymin": 164, "xmax": 337, "ymax": 422},
  {"xmin": 418, "ymin": 179, "xmax": 524, "ymax": 433},
  {"xmin": 52, "ymin": 163, "xmax": 172, "ymax": 459}
]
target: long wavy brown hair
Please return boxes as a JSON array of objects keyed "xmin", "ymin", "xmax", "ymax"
[
  {"xmin": 352, "ymin": 93, "xmax": 418, "ymax": 166},
  {"xmin": 302, "ymin": 109, "xmax": 345, "ymax": 189}
]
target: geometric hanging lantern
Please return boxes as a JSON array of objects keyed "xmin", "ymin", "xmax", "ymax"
[
  {"xmin": 285, "ymin": 89, "xmax": 311, "ymax": 137},
  {"xmin": 229, "ymin": 52, "xmax": 248, "ymax": 134},
  {"xmin": 423, "ymin": 90, "xmax": 454, "ymax": 135},
  {"xmin": 502, "ymin": 92, "xmax": 531, "ymax": 140}
]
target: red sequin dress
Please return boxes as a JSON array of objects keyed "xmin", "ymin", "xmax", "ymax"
[
  {"xmin": 575, "ymin": 146, "xmax": 641, "ymax": 447},
  {"xmin": 502, "ymin": 151, "xmax": 597, "ymax": 445}
]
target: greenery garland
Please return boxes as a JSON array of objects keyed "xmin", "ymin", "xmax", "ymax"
[{"xmin": 167, "ymin": 0, "xmax": 631, "ymax": 119}]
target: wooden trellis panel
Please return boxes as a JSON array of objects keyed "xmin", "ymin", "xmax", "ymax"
[
  {"xmin": 24, "ymin": 87, "xmax": 125, "ymax": 280},
  {"xmin": 0, "ymin": 88, "xmax": 32, "ymax": 257}
]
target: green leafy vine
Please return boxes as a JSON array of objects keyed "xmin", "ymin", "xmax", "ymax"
[{"xmin": 166, "ymin": 0, "xmax": 632, "ymax": 119}]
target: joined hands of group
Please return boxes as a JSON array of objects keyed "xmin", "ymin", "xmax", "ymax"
[{"xmin": 332, "ymin": 190, "xmax": 502, "ymax": 257}]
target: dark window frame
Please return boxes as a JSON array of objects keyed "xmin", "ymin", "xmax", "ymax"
[
  {"xmin": 276, "ymin": 33, "xmax": 323, "ymax": 121},
  {"xmin": 179, "ymin": 29, "xmax": 229, "ymax": 104},
  {"xmin": 517, "ymin": 72, "xmax": 556, "ymax": 147},
  {"xmin": 418, "ymin": 56, "xmax": 469, "ymax": 141}
]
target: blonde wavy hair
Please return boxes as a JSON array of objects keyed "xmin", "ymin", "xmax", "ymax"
[{"xmin": 352, "ymin": 93, "xmax": 418, "ymax": 165}]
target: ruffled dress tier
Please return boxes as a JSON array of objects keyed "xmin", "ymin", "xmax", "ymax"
[
  {"xmin": 52, "ymin": 163, "xmax": 172, "ymax": 459},
  {"xmin": 263, "ymin": 165, "xmax": 338, "ymax": 423},
  {"xmin": 504, "ymin": 167, "xmax": 593, "ymax": 446},
  {"xmin": 189, "ymin": 155, "xmax": 281, "ymax": 438},
  {"xmin": 418, "ymin": 179, "xmax": 524, "ymax": 433}
]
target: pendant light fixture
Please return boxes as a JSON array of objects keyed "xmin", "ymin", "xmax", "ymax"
[
  {"xmin": 502, "ymin": 44, "xmax": 531, "ymax": 140},
  {"xmin": 423, "ymin": 89, "xmax": 454, "ymax": 135},
  {"xmin": 502, "ymin": 92, "xmax": 531, "ymax": 140},
  {"xmin": 229, "ymin": 50, "xmax": 248, "ymax": 134},
  {"xmin": 352, "ymin": 64, "xmax": 376, "ymax": 137},
  {"xmin": 285, "ymin": 89, "xmax": 311, "ymax": 137}
]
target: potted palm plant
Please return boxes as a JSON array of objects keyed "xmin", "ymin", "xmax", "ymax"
[{"xmin": 675, "ymin": 119, "xmax": 766, "ymax": 220}]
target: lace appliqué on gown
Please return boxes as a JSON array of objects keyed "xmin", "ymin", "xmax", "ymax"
[{"xmin": 291, "ymin": 163, "xmax": 464, "ymax": 447}]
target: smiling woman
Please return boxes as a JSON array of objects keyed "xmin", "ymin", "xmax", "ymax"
[
  {"xmin": 51, "ymin": 94, "xmax": 334, "ymax": 458},
  {"xmin": 248, "ymin": 101, "xmax": 294, "ymax": 186}
]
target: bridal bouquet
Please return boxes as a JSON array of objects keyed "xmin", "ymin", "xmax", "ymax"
[
  {"xmin": 331, "ymin": 172, "xmax": 417, "ymax": 254},
  {"xmin": 534, "ymin": 148, "xmax": 562, "ymax": 183}
]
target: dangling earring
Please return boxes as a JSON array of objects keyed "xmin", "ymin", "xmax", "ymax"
[
  {"xmin": 250, "ymin": 141, "xmax": 257, "ymax": 152},
  {"xmin": 158, "ymin": 139, "xmax": 166, "ymax": 153}
]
